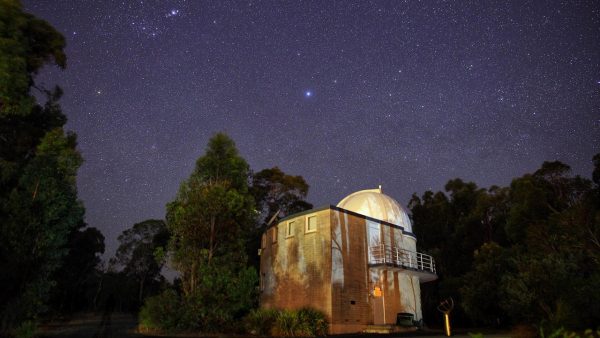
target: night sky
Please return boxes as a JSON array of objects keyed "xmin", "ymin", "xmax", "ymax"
[{"xmin": 23, "ymin": 1, "xmax": 599, "ymax": 256}]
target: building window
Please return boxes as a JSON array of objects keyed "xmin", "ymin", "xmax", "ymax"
[
  {"xmin": 272, "ymin": 227, "xmax": 277, "ymax": 243},
  {"xmin": 286, "ymin": 221, "xmax": 295, "ymax": 238},
  {"xmin": 306, "ymin": 215, "xmax": 317, "ymax": 233}
]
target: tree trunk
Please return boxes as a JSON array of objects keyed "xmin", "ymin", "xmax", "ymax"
[
  {"xmin": 209, "ymin": 216, "xmax": 216, "ymax": 264},
  {"xmin": 138, "ymin": 274, "xmax": 146, "ymax": 305}
]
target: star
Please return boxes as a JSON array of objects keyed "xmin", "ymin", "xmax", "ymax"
[
  {"xmin": 22, "ymin": 0, "xmax": 598, "ymax": 270},
  {"xmin": 166, "ymin": 9, "xmax": 179, "ymax": 18}
]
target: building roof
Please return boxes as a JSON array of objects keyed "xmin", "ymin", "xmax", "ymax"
[{"xmin": 337, "ymin": 187, "xmax": 413, "ymax": 233}]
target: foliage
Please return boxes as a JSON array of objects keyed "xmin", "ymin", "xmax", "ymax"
[
  {"xmin": 460, "ymin": 242, "xmax": 510, "ymax": 325},
  {"xmin": 12, "ymin": 320, "xmax": 36, "ymax": 338},
  {"xmin": 245, "ymin": 308, "xmax": 328, "ymax": 337},
  {"xmin": 248, "ymin": 166, "xmax": 313, "ymax": 268},
  {"xmin": 0, "ymin": 0, "xmax": 84, "ymax": 332},
  {"xmin": 296, "ymin": 307, "xmax": 328, "ymax": 336},
  {"xmin": 409, "ymin": 155, "xmax": 600, "ymax": 329},
  {"xmin": 167, "ymin": 133, "xmax": 255, "ymax": 295},
  {"xmin": 163, "ymin": 133, "xmax": 258, "ymax": 331},
  {"xmin": 0, "ymin": 128, "xmax": 84, "ymax": 329},
  {"xmin": 409, "ymin": 179, "xmax": 509, "ymax": 325},
  {"xmin": 251, "ymin": 166, "xmax": 313, "ymax": 225},
  {"xmin": 139, "ymin": 264, "xmax": 257, "ymax": 333},
  {"xmin": 138, "ymin": 289, "xmax": 181, "ymax": 332},
  {"xmin": 153, "ymin": 133, "xmax": 315, "ymax": 333},
  {"xmin": 538, "ymin": 326, "xmax": 600, "ymax": 338},
  {"xmin": 177, "ymin": 262, "xmax": 257, "ymax": 331},
  {"xmin": 274, "ymin": 309, "xmax": 301, "ymax": 336},
  {"xmin": 48, "ymin": 225, "xmax": 105, "ymax": 313},
  {"xmin": 0, "ymin": 0, "xmax": 65, "ymax": 119},
  {"xmin": 114, "ymin": 219, "xmax": 168, "ymax": 306},
  {"xmin": 244, "ymin": 308, "xmax": 278, "ymax": 335}
]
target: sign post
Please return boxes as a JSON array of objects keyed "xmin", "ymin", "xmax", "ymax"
[{"xmin": 437, "ymin": 298, "xmax": 454, "ymax": 337}]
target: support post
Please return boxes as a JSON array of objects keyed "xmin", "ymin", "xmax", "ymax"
[{"xmin": 444, "ymin": 313, "xmax": 451, "ymax": 336}]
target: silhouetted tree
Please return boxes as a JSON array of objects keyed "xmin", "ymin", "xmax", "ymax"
[
  {"xmin": 49, "ymin": 224, "xmax": 105, "ymax": 313},
  {"xmin": 410, "ymin": 155, "xmax": 600, "ymax": 330},
  {"xmin": 114, "ymin": 219, "xmax": 168, "ymax": 306},
  {"xmin": 248, "ymin": 166, "xmax": 312, "ymax": 268},
  {"xmin": 0, "ymin": 2, "xmax": 84, "ymax": 331}
]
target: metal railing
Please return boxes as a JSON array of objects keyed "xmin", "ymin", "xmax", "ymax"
[{"xmin": 369, "ymin": 244, "xmax": 436, "ymax": 274}]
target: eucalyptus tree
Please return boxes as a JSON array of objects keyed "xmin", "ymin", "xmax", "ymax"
[{"xmin": 0, "ymin": 0, "xmax": 86, "ymax": 331}]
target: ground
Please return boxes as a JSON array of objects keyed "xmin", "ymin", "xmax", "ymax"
[{"xmin": 38, "ymin": 313, "xmax": 511, "ymax": 338}]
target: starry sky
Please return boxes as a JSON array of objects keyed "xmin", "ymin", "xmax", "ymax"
[{"xmin": 23, "ymin": 1, "xmax": 599, "ymax": 256}]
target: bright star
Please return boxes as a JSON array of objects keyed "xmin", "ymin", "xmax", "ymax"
[
  {"xmin": 305, "ymin": 91, "xmax": 312, "ymax": 97},
  {"xmin": 166, "ymin": 9, "xmax": 179, "ymax": 17}
]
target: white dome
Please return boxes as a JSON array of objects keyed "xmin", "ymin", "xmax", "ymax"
[{"xmin": 337, "ymin": 187, "xmax": 413, "ymax": 233}]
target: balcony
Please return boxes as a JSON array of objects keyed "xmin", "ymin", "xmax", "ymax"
[{"xmin": 368, "ymin": 244, "xmax": 437, "ymax": 282}]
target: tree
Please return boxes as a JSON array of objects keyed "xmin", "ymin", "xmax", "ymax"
[
  {"xmin": 164, "ymin": 133, "xmax": 257, "ymax": 330},
  {"xmin": 0, "ymin": 1, "xmax": 83, "ymax": 331},
  {"xmin": 413, "ymin": 157, "xmax": 600, "ymax": 329},
  {"xmin": 248, "ymin": 167, "xmax": 312, "ymax": 268},
  {"xmin": 251, "ymin": 166, "xmax": 312, "ymax": 225},
  {"xmin": 499, "ymin": 161, "xmax": 599, "ymax": 328},
  {"xmin": 0, "ymin": 128, "xmax": 84, "ymax": 329},
  {"xmin": 114, "ymin": 219, "xmax": 168, "ymax": 306},
  {"xmin": 460, "ymin": 242, "xmax": 511, "ymax": 326},
  {"xmin": 49, "ymin": 224, "xmax": 105, "ymax": 313}
]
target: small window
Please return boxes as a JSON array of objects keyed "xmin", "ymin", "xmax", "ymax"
[
  {"xmin": 261, "ymin": 234, "xmax": 266, "ymax": 248},
  {"xmin": 306, "ymin": 215, "xmax": 317, "ymax": 233},
  {"xmin": 286, "ymin": 221, "xmax": 295, "ymax": 237},
  {"xmin": 272, "ymin": 227, "xmax": 277, "ymax": 243}
]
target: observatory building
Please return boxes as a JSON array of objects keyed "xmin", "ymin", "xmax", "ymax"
[{"xmin": 259, "ymin": 187, "xmax": 438, "ymax": 334}]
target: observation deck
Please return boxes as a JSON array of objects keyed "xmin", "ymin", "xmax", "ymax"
[{"xmin": 369, "ymin": 244, "xmax": 437, "ymax": 282}]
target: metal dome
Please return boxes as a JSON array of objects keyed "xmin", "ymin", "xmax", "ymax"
[{"xmin": 337, "ymin": 187, "xmax": 413, "ymax": 233}]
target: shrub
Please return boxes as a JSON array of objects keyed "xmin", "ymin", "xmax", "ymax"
[
  {"xmin": 13, "ymin": 321, "xmax": 36, "ymax": 338},
  {"xmin": 246, "ymin": 307, "xmax": 328, "ymax": 337},
  {"xmin": 138, "ymin": 289, "xmax": 181, "ymax": 332},
  {"xmin": 176, "ymin": 264, "xmax": 257, "ymax": 332},
  {"xmin": 244, "ymin": 308, "xmax": 278, "ymax": 335},
  {"xmin": 274, "ymin": 309, "xmax": 300, "ymax": 336},
  {"xmin": 297, "ymin": 307, "xmax": 328, "ymax": 336}
]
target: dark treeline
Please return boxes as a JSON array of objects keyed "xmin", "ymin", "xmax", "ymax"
[
  {"xmin": 0, "ymin": 0, "xmax": 106, "ymax": 333},
  {"xmin": 410, "ymin": 158, "xmax": 600, "ymax": 331}
]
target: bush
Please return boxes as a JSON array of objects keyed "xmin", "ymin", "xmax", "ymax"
[
  {"xmin": 138, "ymin": 264, "xmax": 257, "ymax": 334},
  {"xmin": 245, "ymin": 308, "xmax": 278, "ymax": 335},
  {"xmin": 245, "ymin": 307, "xmax": 328, "ymax": 337},
  {"xmin": 274, "ymin": 309, "xmax": 300, "ymax": 336},
  {"xmin": 297, "ymin": 308, "xmax": 328, "ymax": 336},
  {"xmin": 177, "ymin": 264, "xmax": 257, "ymax": 332},
  {"xmin": 138, "ymin": 289, "xmax": 181, "ymax": 332},
  {"xmin": 12, "ymin": 321, "xmax": 36, "ymax": 338}
]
